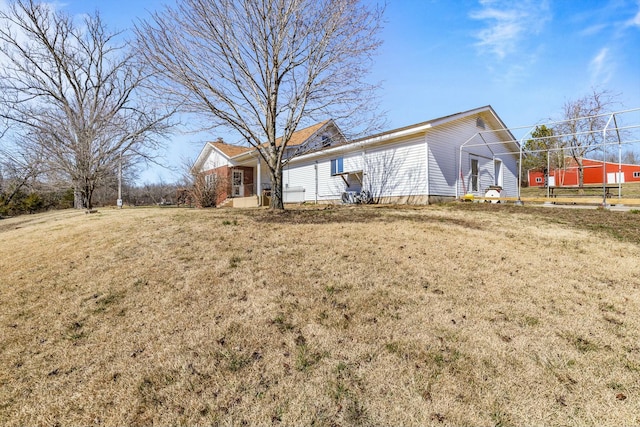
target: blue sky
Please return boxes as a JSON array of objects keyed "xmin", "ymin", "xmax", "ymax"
[{"xmin": 26, "ymin": 1, "xmax": 640, "ymax": 181}]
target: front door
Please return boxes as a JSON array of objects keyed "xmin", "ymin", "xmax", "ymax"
[
  {"xmin": 470, "ymin": 158, "xmax": 479, "ymax": 192},
  {"xmin": 232, "ymin": 170, "xmax": 244, "ymax": 197}
]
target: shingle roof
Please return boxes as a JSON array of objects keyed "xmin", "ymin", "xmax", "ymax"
[
  {"xmin": 208, "ymin": 120, "xmax": 331, "ymax": 159},
  {"xmin": 210, "ymin": 141, "xmax": 252, "ymax": 157},
  {"xmin": 273, "ymin": 120, "xmax": 330, "ymax": 147}
]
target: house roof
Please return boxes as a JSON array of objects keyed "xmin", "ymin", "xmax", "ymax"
[
  {"xmin": 273, "ymin": 120, "xmax": 331, "ymax": 147},
  {"xmin": 351, "ymin": 105, "xmax": 514, "ymax": 144},
  {"xmin": 231, "ymin": 120, "xmax": 335, "ymax": 162},
  {"xmin": 191, "ymin": 120, "xmax": 335, "ymax": 172},
  {"xmin": 194, "ymin": 106, "xmax": 518, "ymax": 171},
  {"xmin": 210, "ymin": 140, "xmax": 252, "ymax": 157},
  {"xmin": 285, "ymin": 105, "xmax": 520, "ymax": 165}
]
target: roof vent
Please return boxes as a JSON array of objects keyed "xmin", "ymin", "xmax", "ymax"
[{"xmin": 476, "ymin": 117, "xmax": 485, "ymax": 129}]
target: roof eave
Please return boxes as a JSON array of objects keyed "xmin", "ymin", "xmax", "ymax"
[{"xmin": 289, "ymin": 106, "xmax": 519, "ymax": 164}]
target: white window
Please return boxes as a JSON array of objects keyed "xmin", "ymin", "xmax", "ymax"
[
  {"xmin": 536, "ymin": 177, "xmax": 543, "ymax": 183},
  {"xmin": 634, "ymin": 171, "xmax": 640, "ymax": 178},
  {"xmin": 331, "ymin": 158, "xmax": 344, "ymax": 175}
]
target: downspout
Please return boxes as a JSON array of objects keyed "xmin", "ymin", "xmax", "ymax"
[
  {"xmin": 457, "ymin": 146, "xmax": 463, "ymax": 199},
  {"xmin": 314, "ymin": 161, "xmax": 318, "ymax": 204},
  {"xmin": 362, "ymin": 149, "xmax": 367, "ymax": 195},
  {"xmin": 424, "ymin": 134, "xmax": 429, "ymax": 204}
]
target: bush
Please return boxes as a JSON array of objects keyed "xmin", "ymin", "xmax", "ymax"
[
  {"xmin": 191, "ymin": 173, "xmax": 221, "ymax": 208},
  {"xmin": 21, "ymin": 193, "xmax": 43, "ymax": 213}
]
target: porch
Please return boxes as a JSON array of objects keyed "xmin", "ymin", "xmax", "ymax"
[{"xmin": 222, "ymin": 162, "xmax": 271, "ymax": 207}]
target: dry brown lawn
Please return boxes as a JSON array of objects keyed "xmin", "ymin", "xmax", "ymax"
[{"xmin": 1, "ymin": 204, "xmax": 639, "ymax": 426}]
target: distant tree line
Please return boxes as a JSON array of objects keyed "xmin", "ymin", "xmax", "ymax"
[{"xmin": 0, "ymin": 168, "xmax": 193, "ymax": 217}]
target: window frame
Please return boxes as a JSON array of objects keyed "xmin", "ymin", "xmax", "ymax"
[
  {"xmin": 331, "ymin": 158, "xmax": 344, "ymax": 176},
  {"xmin": 494, "ymin": 159, "xmax": 503, "ymax": 187},
  {"xmin": 321, "ymin": 135, "xmax": 331, "ymax": 147}
]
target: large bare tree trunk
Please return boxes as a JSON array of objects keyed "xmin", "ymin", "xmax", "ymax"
[{"xmin": 269, "ymin": 165, "xmax": 284, "ymax": 210}]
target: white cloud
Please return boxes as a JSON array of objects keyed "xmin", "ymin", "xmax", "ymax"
[
  {"xmin": 470, "ymin": 0, "xmax": 550, "ymax": 60},
  {"xmin": 627, "ymin": 2, "xmax": 640, "ymax": 28},
  {"xmin": 589, "ymin": 47, "xmax": 614, "ymax": 85},
  {"xmin": 579, "ymin": 23, "xmax": 607, "ymax": 37}
]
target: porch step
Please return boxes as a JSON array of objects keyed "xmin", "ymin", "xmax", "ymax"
[{"xmin": 230, "ymin": 195, "xmax": 259, "ymax": 208}]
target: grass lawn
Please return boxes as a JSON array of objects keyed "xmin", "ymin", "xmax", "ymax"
[{"xmin": 1, "ymin": 204, "xmax": 639, "ymax": 426}]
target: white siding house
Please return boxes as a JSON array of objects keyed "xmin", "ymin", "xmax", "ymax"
[
  {"xmin": 280, "ymin": 105, "xmax": 519, "ymax": 204},
  {"xmin": 193, "ymin": 106, "xmax": 519, "ymax": 206}
]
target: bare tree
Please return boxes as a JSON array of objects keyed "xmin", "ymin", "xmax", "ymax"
[
  {"xmin": 622, "ymin": 149, "xmax": 639, "ymax": 165},
  {"xmin": 554, "ymin": 89, "xmax": 619, "ymax": 189},
  {"xmin": 0, "ymin": 0, "xmax": 174, "ymax": 210},
  {"xmin": 136, "ymin": 0, "xmax": 384, "ymax": 209},
  {"xmin": 178, "ymin": 156, "xmax": 224, "ymax": 208}
]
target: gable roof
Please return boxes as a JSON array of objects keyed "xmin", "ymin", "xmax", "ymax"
[
  {"xmin": 229, "ymin": 120, "xmax": 337, "ymax": 162},
  {"xmin": 352, "ymin": 105, "xmax": 514, "ymax": 144},
  {"xmin": 210, "ymin": 140, "xmax": 252, "ymax": 157},
  {"xmin": 285, "ymin": 105, "xmax": 519, "ymax": 165},
  {"xmin": 193, "ymin": 106, "xmax": 518, "ymax": 172},
  {"xmin": 274, "ymin": 120, "xmax": 331, "ymax": 147},
  {"xmin": 192, "ymin": 120, "xmax": 336, "ymax": 172}
]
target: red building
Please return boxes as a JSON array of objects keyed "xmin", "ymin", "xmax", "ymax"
[{"xmin": 528, "ymin": 157, "xmax": 640, "ymax": 187}]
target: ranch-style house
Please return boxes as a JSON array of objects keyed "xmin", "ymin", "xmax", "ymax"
[{"xmin": 192, "ymin": 105, "xmax": 520, "ymax": 206}]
